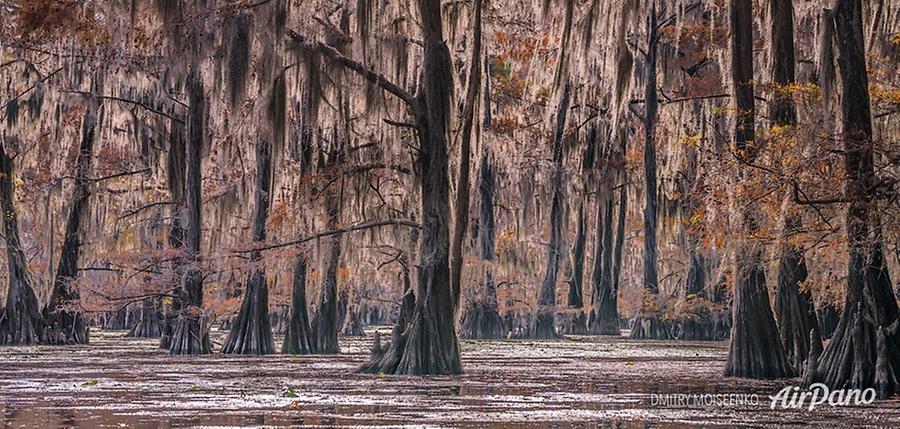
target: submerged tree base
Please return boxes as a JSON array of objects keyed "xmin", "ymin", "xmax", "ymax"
[
  {"xmin": 126, "ymin": 300, "xmax": 161, "ymax": 339},
  {"xmin": 44, "ymin": 311, "xmax": 90, "ymax": 345},
  {"xmin": 221, "ymin": 272, "xmax": 275, "ymax": 355},
  {"xmin": 0, "ymin": 287, "xmax": 45, "ymax": 346},
  {"xmin": 168, "ymin": 313, "xmax": 211, "ymax": 355},
  {"xmin": 561, "ymin": 312, "xmax": 588, "ymax": 335},
  {"xmin": 629, "ymin": 313, "xmax": 674, "ymax": 340},
  {"xmin": 515, "ymin": 309, "xmax": 562, "ymax": 340},
  {"xmin": 459, "ymin": 300, "xmax": 507, "ymax": 339}
]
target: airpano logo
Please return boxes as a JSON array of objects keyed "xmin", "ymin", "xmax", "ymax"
[{"xmin": 769, "ymin": 383, "xmax": 876, "ymax": 410}]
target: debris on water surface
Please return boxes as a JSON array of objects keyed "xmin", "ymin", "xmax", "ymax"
[{"xmin": 0, "ymin": 329, "xmax": 897, "ymax": 427}]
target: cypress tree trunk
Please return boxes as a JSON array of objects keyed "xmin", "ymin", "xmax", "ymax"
[
  {"xmin": 0, "ymin": 143, "xmax": 44, "ymax": 345},
  {"xmin": 768, "ymin": 0, "xmax": 821, "ymax": 375},
  {"xmin": 609, "ymin": 140, "xmax": 627, "ymax": 334},
  {"xmin": 221, "ymin": 137, "xmax": 275, "ymax": 355},
  {"xmin": 311, "ymin": 172, "xmax": 341, "ymax": 354},
  {"xmin": 283, "ymin": 43, "xmax": 320, "ymax": 355},
  {"xmin": 567, "ymin": 201, "xmax": 586, "ymax": 309},
  {"xmin": 282, "ymin": 254, "xmax": 314, "ymax": 353},
  {"xmin": 460, "ymin": 149, "xmax": 506, "ymax": 339},
  {"xmin": 127, "ymin": 299, "xmax": 162, "ymax": 338},
  {"xmin": 159, "ymin": 121, "xmax": 185, "ymax": 350},
  {"xmin": 361, "ymin": 0, "xmax": 462, "ymax": 374},
  {"xmin": 589, "ymin": 194, "xmax": 618, "ymax": 335},
  {"xmin": 43, "ymin": 98, "xmax": 99, "ymax": 345},
  {"xmin": 527, "ymin": 83, "xmax": 570, "ymax": 339},
  {"xmin": 810, "ymin": 0, "xmax": 899, "ymax": 398},
  {"xmin": 450, "ymin": 0, "xmax": 482, "ymax": 313},
  {"xmin": 168, "ymin": 69, "xmax": 211, "ymax": 356},
  {"xmin": 630, "ymin": 3, "xmax": 669, "ymax": 339},
  {"xmin": 723, "ymin": 0, "xmax": 792, "ymax": 379}
]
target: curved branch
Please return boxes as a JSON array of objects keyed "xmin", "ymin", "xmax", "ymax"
[
  {"xmin": 287, "ymin": 30, "xmax": 417, "ymax": 107},
  {"xmin": 232, "ymin": 219, "xmax": 421, "ymax": 254}
]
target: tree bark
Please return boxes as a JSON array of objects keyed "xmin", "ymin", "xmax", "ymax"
[
  {"xmin": 282, "ymin": 254, "xmax": 315, "ymax": 353},
  {"xmin": 43, "ymin": 98, "xmax": 100, "ymax": 345},
  {"xmin": 567, "ymin": 201, "xmax": 586, "ymax": 308},
  {"xmin": 810, "ymin": 0, "xmax": 899, "ymax": 397},
  {"xmin": 168, "ymin": 68, "xmax": 211, "ymax": 355},
  {"xmin": 450, "ymin": 0, "xmax": 482, "ymax": 313},
  {"xmin": 527, "ymin": 82, "xmax": 570, "ymax": 339},
  {"xmin": 768, "ymin": 0, "xmax": 821, "ymax": 375},
  {"xmin": 460, "ymin": 149, "xmax": 505, "ymax": 339},
  {"xmin": 0, "ymin": 143, "xmax": 44, "ymax": 345},
  {"xmin": 588, "ymin": 193, "xmax": 618, "ymax": 335},
  {"xmin": 361, "ymin": 0, "xmax": 462, "ymax": 374},
  {"xmin": 630, "ymin": 3, "xmax": 669, "ymax": 340},
  {"xmin": 311, "ymin": 165, "xmax": 341, "ymax": 354},
  {"xmin": 221, "ymin": 136, "xmax": 276, "ymax": 355},
  {"xmin": 723, "ymin": 0, "xmax": 793, "ymax": 379}
]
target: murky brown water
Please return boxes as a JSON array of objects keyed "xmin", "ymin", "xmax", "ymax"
[{"xmin": 1, "ymin": 328, "xmax": 897, "ymax": 427}]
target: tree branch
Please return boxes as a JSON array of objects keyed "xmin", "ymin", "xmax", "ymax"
[
  {"xmin": 233, "ymin": 219, "xmax": 421, "ymax": 253},
  {"xmin": 287, "ymin": 30, "xmax": 417, "ymax": 107}
]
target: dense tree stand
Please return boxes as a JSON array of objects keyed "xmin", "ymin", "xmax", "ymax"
[
  {"xmin": 808, "ymin": 0, "xmax": 900, "ymax": 398},
  {"xmin": 282, "ymin": 255, "xmax": 315, "ymax": 354}
]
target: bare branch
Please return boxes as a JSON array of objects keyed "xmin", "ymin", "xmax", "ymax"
[
  {"xmin": 233, "ymin": 219, "xmax": 421, "ymax": 253},
  {"xmin": 287, "ymin": 30, "xmax": 417, "ymax": 107}
]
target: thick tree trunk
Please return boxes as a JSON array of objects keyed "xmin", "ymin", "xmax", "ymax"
[
  {"xmin": 282, "ymin": 254, "xmax": 315, "ymax": 353},
  {"xmin": 0, "ymin": 143, "xmax": 44, "ymax": 345},
  {"xmin": 168, "ymin": 69, "xmax": 211, "ymax": 355},
  {"xmin": 768, "ymin": 0, "xmax": 822, "ymax": 374},
  {"xmin": 526, "ymin": 83, "xmax": 570, "ymax": 339},
  {"xmin": 810, "ymin": 0, "xmax": 899, "ymax": 397},
  {"xmin": 567, "ymin": 201, "xmax": 586, "ymax": 309},
  {"xmin": 723, "ymin": 0, "xmax": 792, "ymax": 379},
  {"xmin": 609, "ymin": 146, "xmax": 627, "ymax": 330},
  {"xmin": 43, "ymin": 98, "xmax": 99, "ymax": 345},
  {"xmin": 361, "ymin": 0, "xmax": 462, "ymax": 375},
  {"xmin": 630, "ymin": 4, "xmax": 669, "ymax": 339},
  {"xmin": 284, "ymin": 42, "xmax": 320, "ymax": 355},
  {"xmin": 450, "ymin": 0, "xmax": 482, "ymax": 313},
  {"xmin": 460, "ymin": 150, "xmax": 506, "ymax": 339},
  {"xmin": 311, "ymin": 181, "xmax": 341, "ymax": 354},
  {"xmin": 589, "ymin": 194, "xmax": 618, "ymax": 335},
  {"xmin": 127, "ymin": 299, "xmax": 162, "ymax": 338},
  {"xmin": 222, "ymin": 136, "xmax": 275, "ymax": 355},
  {"xmin": 159, "ymin": 119, "xmax": 185, "ymax": 350}
]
